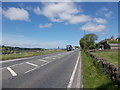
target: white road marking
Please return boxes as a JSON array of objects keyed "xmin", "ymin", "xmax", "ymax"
[
  {"xmin": 38, "ymin": 59, "xmax": 49, "ymax": 63},
  {"xmin": 44, "ymin": 57, "xmax": 49, "ymax": 59},
  {"xmin": 7, "ymin": 67, "xmax": 17, "ymax": 76},
  {"xmin": 1, "ymin": 62, "xmax": 25, "ymax": 70},
  {"xmin": 26, "ymin": 62, "xmax": 38, "ymax": 67},
  {"xmin": 1, "ymin": 57, "xmax": 34, "ymax": 63},
  {"xmin": 51, "ymin": 57, "xmax": 56, "ymax": 59},
  {"xmin": 24, "ymin": 62, "xmax": 49, "ymax": 74},
  {"xmin": 52, "ymin": 56, "xmax": 59, "ymax": 58},
  {"xmin": 67, "ymin": 51, "xmax": 80, "ymax": 88}
]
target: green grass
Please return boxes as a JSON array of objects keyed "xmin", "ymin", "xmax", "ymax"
[
  {"xmin": 1, "ymin": 50, "xmax": 66, "ymax": 60},
  {"xmin": 92, "ymin": 50, "xmax": 119, "ymax": 67},
  {"xmin": 81, "ymin": 51, "xmax": 117, "ymax": 89}
]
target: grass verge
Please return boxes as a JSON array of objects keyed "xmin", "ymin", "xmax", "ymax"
[
  {"xmin": 81, "ymin": 51, "xmax": 117, "ymax": 89},
  {"xmin": 92, "ymin": 50, "xmax": 119, "ymax": 67},
  {"xmin": 1, "ymin": 50, "xmax": 66, "ymax": 60}
]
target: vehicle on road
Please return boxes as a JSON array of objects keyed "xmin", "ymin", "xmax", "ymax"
[{"xmin": 66, "ymin": 45, "xmax": 73, "ymax": 51}]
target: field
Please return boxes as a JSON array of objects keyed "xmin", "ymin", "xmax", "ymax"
[
  {"xmin": 81, "ymin": 51, "xmax": 117, "ymax": 89},
  {"xmin": 92, "ymin": 50, "xmax": 119, "ymax": 67},
  {"xmin": 1, "ymin": 49, "xmax": 65, "ymax": 60}
]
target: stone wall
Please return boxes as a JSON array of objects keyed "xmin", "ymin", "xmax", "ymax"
[
  {"xmin": 86, "ymin": 50, "xmax": 120, "ymax": 86},
  {"xmin": 110, "ymin": 46, "xmax": 120, "ymax": 50}
]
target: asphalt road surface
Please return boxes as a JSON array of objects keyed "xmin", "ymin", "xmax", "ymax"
[{"xmin": 1, "ymin": 50, "xmax": 82, "ymax": 88}]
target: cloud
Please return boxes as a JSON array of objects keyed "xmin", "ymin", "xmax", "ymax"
[
  {"xmin": 2, "ymin": 34, "xmax": 65, "ymax": 48},
  {"xmin": 101, "ymin": 7, "xmax": 108, "ymax": 11},
  {"xmin": 33, "ymin": 6, "xmax": 41, "ymax": 15},
  {"xmin": 93, "ymin": 18, "xmax": 107, "ymax": 24},
  {"xmin": 104, "ymin": 11, "xmax": 112, "ymax": 18},
  {"xmin": 96, "ymin": 7, "xmax": 112, "ymax": 18},
  {"xmin": 68, "ymin": 14, "xmax": 91, "ymax": 24},
  {"xmin": 3, "ymin": 7, "xmax": 30, "ymax": 21},
  {"xmin": 118, "ymin": 32, "xmax": 120, "ymax": 37},
  {"xmin": 39, "ymin": 23, "xmax": 53, "ymax": 28},
  {"xmin": 0, "ymin": 7, "xmax": 2, "ymax": 14},
  {"xmin": 81, "ymin": 22, "xmax": 106, "ymax": 32},
  {"xmin": 100, "ymin": 32, "xmax": 107, "ymax": 35},
  {"xmin": 0, "ymin": 7, "xmax": 2, "ymax": 20},
  {"xmin": 96, "ymin": 7, "xmax": 108, "ymax": 15},
  {"xmin": 34, "ymin": 2, "xmax": 91, "ymax": 24}
]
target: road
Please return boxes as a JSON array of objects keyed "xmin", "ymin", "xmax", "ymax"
[{"xmin": 1, "ymin": 50, "xmax": 82, "ymax": 88}]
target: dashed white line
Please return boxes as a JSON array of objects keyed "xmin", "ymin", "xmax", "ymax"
[
  {"xmin": 1, "ymin": 62, "xmax": 25, "ymax": 70},
  {"xmin": 38, "ymin": 59, "xmax": 49, "ymax": 63},
  {"xmin": 24, "ymin": 62, "xmax": 49, "ymax": 74},
  {"xmin": 44, "ymin": 57, "xmax": 49, "ymax": 59},
  {"xmin": 67, "ymin": 51, "xmax": 80, "ymax": 88},
  {"xmin": 26, "ymin": 62, "xmax": 38, "ymax": 67},
  {"xmin": 7, "ymin": 67, "xmax": 17, "ymax": 76}
]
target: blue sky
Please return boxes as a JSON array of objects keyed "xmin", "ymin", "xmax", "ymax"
[{"xmin": 1, "ymin": 2, "xmax": 118, "ymax": 48}]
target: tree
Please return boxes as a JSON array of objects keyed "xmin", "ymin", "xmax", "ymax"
[{"xmin": 79, "ymin": 34, "xmax": 98, "ymax": 49}]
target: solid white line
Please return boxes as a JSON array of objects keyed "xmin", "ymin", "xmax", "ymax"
[
  {"xmin": 67, "ymin": 51, "xmax": 80, "ymax": 88},
  {"xmin": 26, "ymin": 62, "xmax": 38, "ymax": 67},
  {"xmin": 24, "ymin": 62, "xmax": 49, "ymax": 74},
  {"xmin": 7, "ymin": 67, "xmax": 17, "ymax": 76}
]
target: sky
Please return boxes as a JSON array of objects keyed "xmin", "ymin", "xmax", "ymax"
[{"xmin": 1, "ymin": 2, "xmax": 119, "ymax": 49}]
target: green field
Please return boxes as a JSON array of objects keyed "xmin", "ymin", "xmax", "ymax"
[
  {"xmin": 92, "ymin": 50, "xmax": 119, "ymax": 67},
  {"xmin": 1, "ymin": 50, "xmax": 65, "ymax": 60},
  {"xmin": 81, "ymin": 51, "xmax": 117, "ymax": 89}
]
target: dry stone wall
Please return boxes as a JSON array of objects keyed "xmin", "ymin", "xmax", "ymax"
[{"xmin": 86, "ymin": 50, "xmax": 120, "ymax": 86}]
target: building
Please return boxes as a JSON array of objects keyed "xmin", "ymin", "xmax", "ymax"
[
  {"xmin": 99, "ymin": 36, "xmax": 120, "ymax": 50},
  {"xmin": 109, "ymin": 43, "xmax": 120, "ymax": 49}
]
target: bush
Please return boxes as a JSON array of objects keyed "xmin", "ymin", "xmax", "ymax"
[
  {"xmin": 89, "ymin": 45, "xmax": 96, "ymax": 49},
  {"xmin": 109, "ymin": 40, "xmax": 119, "ymax": 44}
]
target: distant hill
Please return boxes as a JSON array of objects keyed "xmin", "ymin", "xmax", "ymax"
[{"xmin": 1, "ymin": 45, "xmax": 46, "ymax": 54}]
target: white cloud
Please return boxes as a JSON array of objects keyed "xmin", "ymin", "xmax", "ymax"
[
  {"xmin": 69, "ymin": 15, "xmax": 91, "ymax": 24},
  {"xmin": 3, "ymin": 7, "xmax": 30, "ymax": 21},
  {"xmin": 81, "ymin": 22, "xmax": 106, "ymax": 32},
  {"xmin": 96, "ymin": 7, "xmax": 112, "ymax": 18},
  {"xmin": 118, "ymin": 32, "xmax": 120, "ymax": 37},
  {"xmin": 102, "ymin": 7, "xmax": 108, "ymax": 11},
  {"xmin": 0, "ymin": 7, "xmax": 2, "ymax": 14},
  {"xmin": 104, "ymin": 11, "xmax": 112, "ymax": 18},
  {"xmin": 2, "ymin": 34, "xmax": 65, "ymax": 48},
  {"xmin": 34, "ymin": 2, "xmax": 91, "ymax": 24},
  {"xmin": 39, "ymin": 23, "xmax": 53, "ymax": 28},
  {"xmin": 33, "ymin": 6, "xmax": 41, "ymax": 15},
  {"xmin": 101, "ymin": 32, "xmax": 106, "ymax": 35},
  {"xmin": 93, "ymin": 18, "xmax": 107, "ymax": 24},
  {"xmin": 96, "ymin": 7, "xmax": 108, "ymax": 15}
]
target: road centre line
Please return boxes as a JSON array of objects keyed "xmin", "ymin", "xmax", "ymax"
[
  {"xmin": 1, "ymin": 62, "xmax": 25, "ymax": 70},
  {"xmin": 38, "ymin": 59, "xmax": 49, "ymax": 63},
  {"xmin": 26, "ymin": 62, "xmax": 38, "ymax": 67},
  {"xmin": 44, "ymin": 57, "xmax": 49, "ymax": 59},
  {"xmin": 24, "ymin": 62, "xmax": 49, "ymax": 74},
  {"xmin": 1, "ymin": 57, "xmax": 34, "ymax": 63},
  {"xmin": 7, "ymin": 67, "xmax": 17, "ymax": 76},
  {"xmin": 1, "ymin": 55, "xmax": 60, "ymax": 70},
  {"xmin": 67, "ymin": 51, "xmax": 80, "ymax": 88}
]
